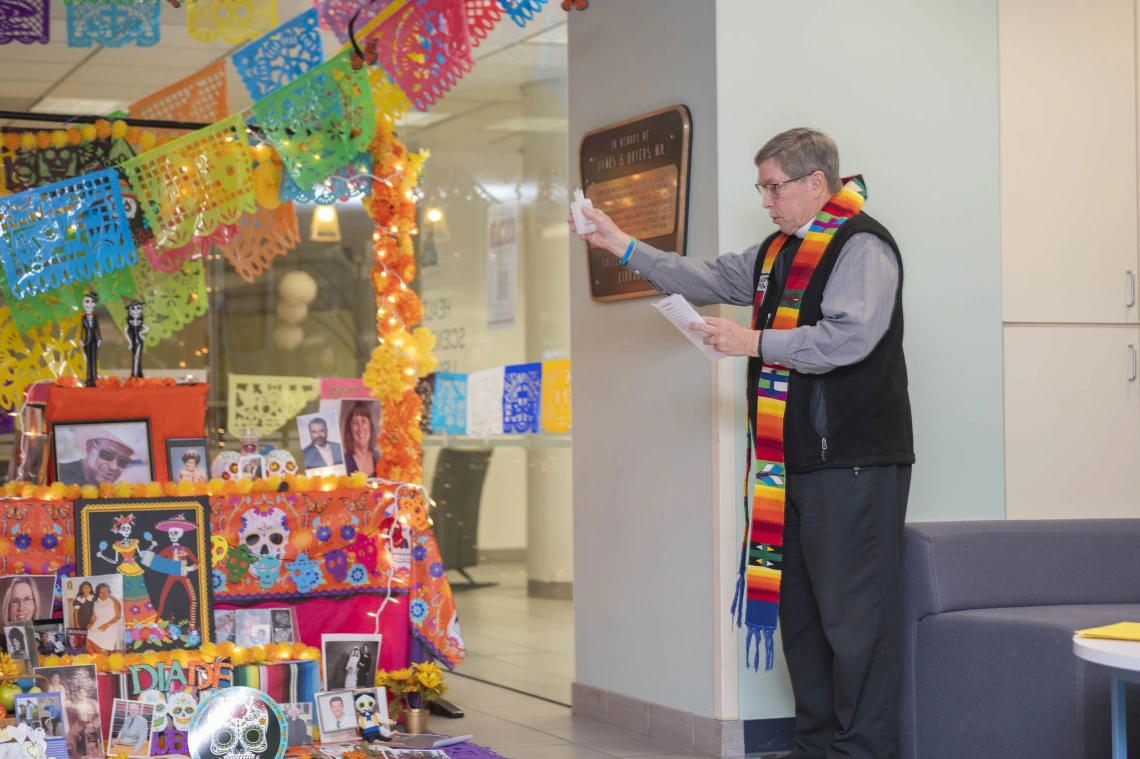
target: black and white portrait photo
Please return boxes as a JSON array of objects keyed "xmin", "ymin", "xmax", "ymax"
[
  {"xmin": 270, "ymin": 609, "xmax": 294, "ymax": 644},
  {"xmin": 282, "ymin": 702, "xmax": 312, "ymax": 747},
  {"xmin": 320, "ymin": 634, "xmax": 381, "ymax": 690}
]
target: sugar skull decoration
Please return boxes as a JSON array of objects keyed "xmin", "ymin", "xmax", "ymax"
[
  {"xmin": 238, "ymin": 507, "xmax": 290, "ymax": 561},
  {"xmin": 251, "ymin": 555, "xmax": 281, "ymax": 591},
  {"xmin": 138, "ymin": 690, "xmax": 168, "ymax": 731},
  {"xmin": 168, "ymin": 690, "xmax": 198, "ymax": 732},
  {"xmin": 263, "ymin": 450, "xmax": 298, "ymax": 477},
  {"xmin": 189, "ymin": 687, "xmax": 287, "ymax": 759},
  {"xmin": 284, "ymin": 553, "xmax": 323, "ymax": 594},
  {"xmin": 211, "ymin": 452, "xmax": 241, "ymax": 481},
  {"xmin": 353, "ymin": 688, "xmax": 389, "ymax": 742},
  {"xmin": 224, "ymin": 544, "xmax": 256, "ymax": 584}
]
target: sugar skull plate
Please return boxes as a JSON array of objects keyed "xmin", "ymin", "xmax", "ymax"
[{"xmin": 189, "ymin": 686, "xmax": 287, "ymax": 759}]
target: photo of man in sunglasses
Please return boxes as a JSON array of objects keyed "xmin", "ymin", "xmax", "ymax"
[{"xmin": 55, "ymin": 422, "xmax": 151, "ymax": 486}]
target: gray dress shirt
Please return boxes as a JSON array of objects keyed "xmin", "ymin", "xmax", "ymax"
[{"xmin": 625, "ymin": 232, "xmax": 899, "ymax": 374}]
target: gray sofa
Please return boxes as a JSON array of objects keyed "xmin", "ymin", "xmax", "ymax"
[{"xmin": 902, "ymin": 520, "xmax": 1140, "ymax": 759}]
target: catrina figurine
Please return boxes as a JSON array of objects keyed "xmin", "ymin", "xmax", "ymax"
[
  {"xmin": 124, "ymin": 299, "xmax": 149, "ymax": 378},
  {"xmin": 81, "ymin": 291, "xmax": 101, "ymax": 386}
]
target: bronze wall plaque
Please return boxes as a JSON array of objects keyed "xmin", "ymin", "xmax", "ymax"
[{"xmin": 579, "ymin": 105, "xmax": 693, "ymax": 301}]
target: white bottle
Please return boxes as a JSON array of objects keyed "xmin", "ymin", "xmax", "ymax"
[{"xmin": 570, "ymin": 187, "xmax": 598, "ymax": 234}]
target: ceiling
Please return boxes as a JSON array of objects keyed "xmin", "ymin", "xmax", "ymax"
[{"xmin": 0, "ymin": 0, "xmax": 569, "ymax": 144}]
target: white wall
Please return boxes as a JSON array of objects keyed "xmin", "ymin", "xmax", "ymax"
[
  {"xmin": 715, "ymin": 0, "xmax": 1005, "ymax": 720},
  {"xmin": 568, "ymin": 0, "xmax": 721, "ymax": 717}
]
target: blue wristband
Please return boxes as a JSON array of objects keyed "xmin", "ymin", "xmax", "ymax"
[{"xmin": 620, "ymin": 237, "xmax": 637, "ymax": 265}]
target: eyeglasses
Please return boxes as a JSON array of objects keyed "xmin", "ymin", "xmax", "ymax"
[
  {"xmin": 755, "ymin": 172, "xmax": 816, "ymax": 199},
  {"xmin": 98, "ymin": 449, "xmax": 132, "ymax": 468}
]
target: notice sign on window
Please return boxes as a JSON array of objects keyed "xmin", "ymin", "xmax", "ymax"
[
  {"xmin": 486, "ymin": 202, "xmax": 518, "ymax": 330},
  {"xmin": 579, "ymin": 105, "xmax": 692, "ymax": 302}
]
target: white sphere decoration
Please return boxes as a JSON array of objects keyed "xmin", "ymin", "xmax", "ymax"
[
  {"xmin": 274, "ymin": 324, "xmax": 304, "ymax": 351},
  {"xmin": 278, "ymin": 270, "xmax": 318, "ymax": 305},
  {"xmin": 276, "ymin": 300, "xmax": 308, "ymax": 325}
]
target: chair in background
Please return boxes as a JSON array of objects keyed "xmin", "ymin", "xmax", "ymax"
[{"xmin": 430, "ymin": 447, "xmax": 493, "ymax": 588}]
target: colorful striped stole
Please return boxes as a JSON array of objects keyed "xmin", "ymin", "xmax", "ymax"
[{"xmin": 732, "ymin": 176, "xmax": 867, "ymax": 670}]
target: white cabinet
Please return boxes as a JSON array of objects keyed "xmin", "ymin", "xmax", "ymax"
[
  {"xmin": 1004, "ymin": 325, "xmax": 1140, "ymax": 518},
  {"xmin": 999, "ymin": 0, "xmax": 1139, "ymax": 324}
]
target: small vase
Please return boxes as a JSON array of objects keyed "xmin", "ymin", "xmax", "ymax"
[{"xmin": 403, "ymin": 707, "xmax": 429, "ymax": 735}]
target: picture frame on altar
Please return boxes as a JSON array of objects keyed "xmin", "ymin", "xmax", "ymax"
[
  {"xmin": 32, "ymin": 664, "xmax": 101, "ymax": 759},
  {"xmin": 108, "ymin": 698, "xmax": 156, "ymax": 757},
  {"xmin": 297, "ymin": 411, "xmax": 346, "ymax": 477},
  {"xmin": 282, "ymin": 703, "xmax": 313, "ymax": 747},
  {"xmin": 214, "ymin": 609, "xmax": 236, "ymax": 643},
  {"xmin": 5, "ymin": 623, "xmax": 37, "ymax": 671},
  {"xmin": 14, "ymin": 691, "xmax": 68, "ymax": 759},
  {"xmin": 320, "ymin": 634, "xmax": 381, "ymax": 690},
  {"xmin": 74, "ymin": 498, "xmax": 213, "ymax": 651},
  {"xmin": 0, "ymin": 576, "xmax": 57, "ymax": 626},
  {"xmin": 238, "ymin": 454, "xmax": 264, "ymax": 480},
  {"xmin": 234, "ymin": 608, "xmax": 295, "ymax": 647},
  {"xmin": 33, "ymin": 624, "xmax": 65, "ymax": 658},
  {"xmin": 166, "ymin": 439, "xmax": 208, "ymax": 484},
  {"xmin": 63, "ymin": 575, "xmax": 124, "ymax": 654},
  {"xmin": 52, "ymin": 419, "xmax": 154, "ymax": 486},
  {"xmin": 313, "ymin": 690, "xmax": 358, "ymax": 743}
]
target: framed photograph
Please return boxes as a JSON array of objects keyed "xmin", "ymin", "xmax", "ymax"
[
  {"xmin": 52, "ymin": 419, "xmax": 154, "ymax": 486},
  {"xmin": 74, "ymin": 497, "xmax": 213, "ymax": 650},
  {"xmin": 0, "ymin": 576, "xmax": 57, "ymax": 626},
  {"xmin": 234, "ymin": 609, "xmax": 270, "ymax": 647},
  {"xmin": 296, "ymin": 411, "xmax": 346, "ymax": 477},
  {"xmin": 166, "ymin": 439, "xmax": 208, "ymax": 484},
  {"xmin": 281, "ymin": 702, "xmax": 313, "ymax": 747},
  {"xmin": 214, "ymin": 609, "xmax": 236, "ymax": 644},
  {"xmin": 270, "ymin": 608, "xmax": 296, "ymax": 644},
  {"xmin": 33, "ymin": 624, "xmax": 65, "ymax": 658},
  {"xmin": 32, "ymin": 665, "xmax": 101, "ymax": 759},
  {"xmin": 238, "ymin": 454, "xmax": 264, "ymax": 481},
  {"xmin": 339, "ymin": 399, "xmax": 381, "ymax": 478},
  {"xmin": 5, "ymin": 623, "xmax": 37, "ymax": 670},
  {"xmin": 108, "ymin": 698, "xmax": 156, "ymax": 757},
  {"xmin": 320, "ymin": 634, "xmax": 382, "ymax": 690},
  {"xmin": 313, "ymin": 690, "xmax": 358, "ymax": 743},
  {"xmin": 62, "ymin": 575, "xmax": 124, "ymax": 654},
  {"xmin": 14, "ymin": 692, "xmax": 67, "ymax": 759}
]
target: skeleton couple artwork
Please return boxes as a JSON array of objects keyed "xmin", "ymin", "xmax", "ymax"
[{"xmin": 76, "ymin": 498, "xmax": 214, "ymax": 650}]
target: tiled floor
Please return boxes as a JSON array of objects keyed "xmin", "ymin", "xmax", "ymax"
[
  {"xmin": 429, "ymin": 676, "xmax": 720, "ymax": 759},
  {"xmin": 449, "ymin": 562, "xmax": 574, "ymax": 705}
]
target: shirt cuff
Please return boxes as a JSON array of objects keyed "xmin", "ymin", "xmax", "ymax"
[
  {"xmin": 760, "ymin": 329, "xmax": 795, "ymax": 367},
  {"xmin": 623, "ymin": 241, "xmax": 659, "ymax": 277}
]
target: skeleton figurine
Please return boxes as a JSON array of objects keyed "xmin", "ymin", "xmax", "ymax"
[
  {"xmin": 353, "ymin": 689, "xmax": 388, "ymax": 742},
  {"xmin": 80, "ymin": 292, "xmax": 101, "ymax": 387},
  {"xmin": 154, "ymin": 514, "xmax": 199, "ymax": 622},
  {"xmin": 124, "ymin": 299, "xmax": 149, "ymax": 378}
]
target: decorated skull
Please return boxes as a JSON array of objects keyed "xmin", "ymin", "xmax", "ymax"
[
  {"xmin": 138, "ymin": 690, "xmax": 168, "ymax": 731},
  {"xmin": 324, "ymin": 549, "xmax": 349, "ymax": 583},
  {"xmin": 251, "ymin": 555, "xmax": 281, "ymax": 591},
  {"xmin": 169, "ymin": 690, "xmax": 198, "ymax": 732},
  {"xmin": 263, "ymin": 449, "xmax": 298, "ymax": 477},
  {"xmin": 212, "ymin": 452, "xmax": 241, "ymax": 481},
  {"xmin": 284, "ymin": 553, "xmax": 324, "ymax": 594},
  {"xmin": 190, "ymin": 687, "xmax": 285, "ymax": 759},
  {"xmin": 238, "ymin": 507, "xmax": 290, "ymax": 560}
]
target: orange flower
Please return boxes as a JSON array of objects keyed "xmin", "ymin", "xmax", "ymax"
[
  {"xmin": 131, "ymin": 484, "xmax": 149, "ymax": 498},
  {"xmin": 98, "ymin": 483, "xmax": 115, "ymax": 499},
  {"xmin": 64, "ymin": 485, "xmax": 81, "ymax": 500},
  {"xmin": 162, "ymin": 482, "xmax": 178, "ymax": 497},
  {"xmin": 56, "ymin": 376, "xmax": 79, "ymax": 388},
  {"xmin": 2, "ymin": 133, "xmax": 19, "ymax": 151},
  {"xmin": 94, "ymin": 119, "xmax": 111, "ymax": 139},
  {"xmin": 34, "ymin": 132, "xmax": 50, "ymax": 150},
  {"xmin": 65, "ymin": 128, "xmax": 81, "ymax": 145}
]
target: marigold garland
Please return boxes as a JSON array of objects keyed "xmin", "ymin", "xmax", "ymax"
[
  {"xmin": 361, "ymin": 122, "xmax": 436, "ymax": 484},
  {"xmin": 39, "ymin": 643, "xmax": 319, "ymax": 673},
  {"xmin": 2, "ymin": 471, "xmax": 371, "ymax": 499}
]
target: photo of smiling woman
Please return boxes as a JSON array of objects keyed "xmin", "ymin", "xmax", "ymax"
[
  {"xmin": 0, "ymin": 576, "xmax": 56, "ymax": 625},
  {"xmin": 340, "ymin": 400, "xmax": 381, "ymax": 477}
]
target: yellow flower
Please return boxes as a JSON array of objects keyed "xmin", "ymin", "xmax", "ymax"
[
  {"xmin": 114, "ymin": 481, "xmax": 132, "ymax": 498},
  {"xmin": 0, "ymin": 653, "xmax": 18, "ymax": 677},
  {"xmin": 107, "ymin": 653, "xmax": 125, "ymax": 672},
  {"xmin": 415, "ymin": 670, "xmax": 443, "ymax": 690},
  {"xmin": 146, "ymin": 481, "xmax": 162, "ymax": 498}
]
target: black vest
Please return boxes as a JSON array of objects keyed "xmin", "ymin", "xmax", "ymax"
[{"xmin": 748, "ymin": 212, "xmax": 915, "ymax": 474}]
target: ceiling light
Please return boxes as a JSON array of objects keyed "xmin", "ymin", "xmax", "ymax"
[
  {"xmin": 426, "ymin": 208, "xmax": 443, "ymax": 223},
  {"xmin": 32, "ymin": 97, "xmax": 132, "ymax": 116},
  {"xmin": 310, "ymin": 205, "xmax": 341, "ymax": 242}
]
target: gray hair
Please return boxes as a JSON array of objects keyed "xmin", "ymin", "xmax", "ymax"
[{"xmin": 754, "ymin": 128, "xmax": 842, "ymax": 194}]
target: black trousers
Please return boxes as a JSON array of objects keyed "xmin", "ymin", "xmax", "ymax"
[{"xmin": 779, "ymin": 464, "xmax": 911, "ymax": 759}]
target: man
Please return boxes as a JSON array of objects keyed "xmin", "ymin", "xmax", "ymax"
[
  {"xmin": 112, "ymin": 702, "xmax": 149, "ymax": 754},
  {"xmin": 327, "ymin": 696, "xmax": 348, "ymax": 732},
  {"xmin": 57, "ymin": 427, "xmax": 135, "ymax": 486},
  {"xmin": 42, "ymin": 698, "xmax": 61, "ymax": 737},
  {"xmin": 573, "ymin": 128, "xmax": 913, "ymax": 759},
  {"xmin": 287, "ymin": 705, "xmax": 312, "ymax": 746},
  {"xmin": 302, "ymin": 418, "xmax": 343, "ymax": 469}
]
